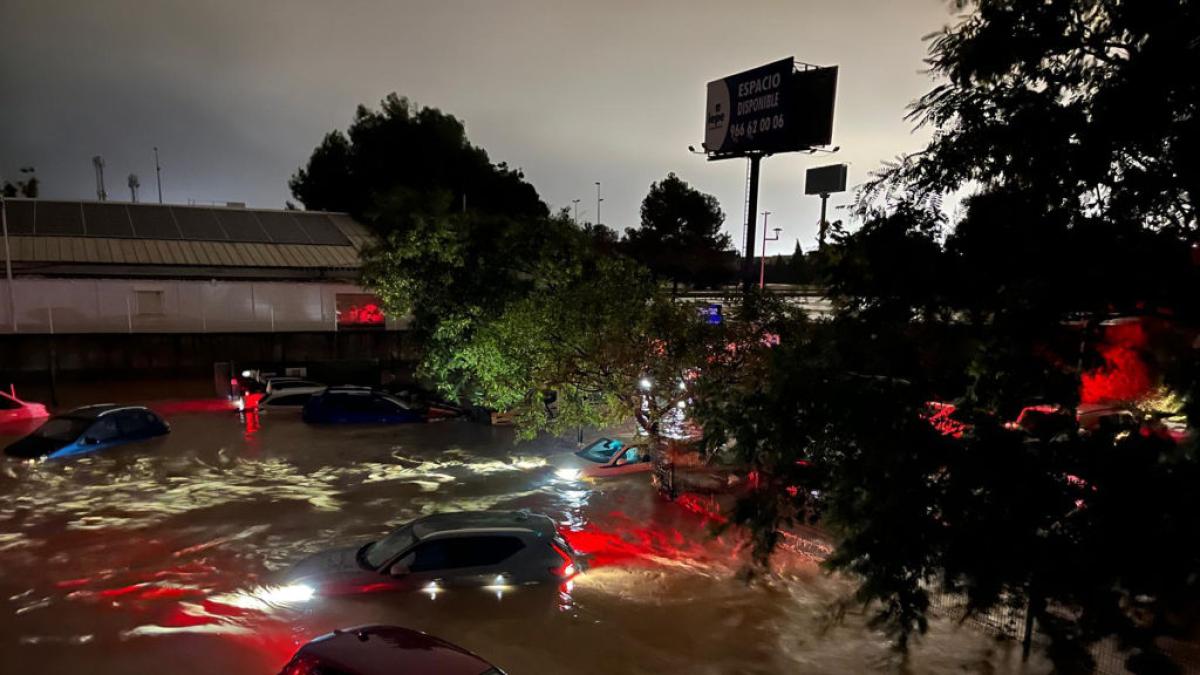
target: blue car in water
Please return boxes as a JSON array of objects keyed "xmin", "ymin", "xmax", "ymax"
[
  {"xmin": 4, "ymin": 404, "xmax": 170, "ymax": 460},
  {"xmin": 302, "ymin": 387, "xmax": 425, "ymax": 425}
]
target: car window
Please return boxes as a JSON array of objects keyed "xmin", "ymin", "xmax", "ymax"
[
  {"xmin": 34, "ymin": 417, "xmax": 91, "ymax": 442},
  {"xmin": 577, "ymin": 438, "xmax": 624, "ymax": 463},
  {"xmin": 116, "ymin": 408, "xmax": 160, "ymax": 432},
  {"xmin": 409, "ymin": 536, "xmax": 525, "ymax": 572},
  {"xmin": 88, "ymin": 416, "xmax": 122, "ymax": 442},
  {"xmin": 341, "ymin": 394, "xmax": 375, "ymax": 412},
  {"xmin": 267, "ymin": 392, "xmax": 313, "ymax": 407},
  {"xmin": 274, "ymin": 380, "xmax": 319, "ymax": 391},
  {"xmin": 370, "ymin": 395, "xmax": 403, "ymax": 414},
  {"xmin": 621, "ymin": 447, "xmax": 643, "ymax": 463},
  {"xmin": 363, "ymin": 525, "xmax": 417, "ymax": 569},
  {"xmin": 321, "ymin": 393, "xmax": 360, "ymax": 412}
]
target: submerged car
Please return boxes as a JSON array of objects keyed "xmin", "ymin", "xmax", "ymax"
[
  {"xmin": 553, "ymin": 437, "xmax": 652, "ymax": 481},
  {"xmin": 285, "ymin": 511, "xmax": 581, "ymax": 596},
  {"xmin": 302, "ymin": 387, "xmax": 425, "ymax": 424},
  {"xmin": 0, "ymin": 389, "xmax": 50, "ymax": 429},
  {"xmin": 385, "ymin": 385, "xmax": 467, "ymax": 420},
  {"xmin": 253, "ymin": 385, "xmax": 326, "ymax": 413},
  {"xmin": 279, "ymin": 625, "xmax": 505, "ymax": 675},
  {"xmin": 4, "ymin": 404, "xmax": 169, "ymax": 460},
  {"xmin": 266, "ymin": 377, "xmax": 325, "ymax": 394}
]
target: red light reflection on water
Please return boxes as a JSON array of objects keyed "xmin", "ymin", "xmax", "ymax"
[
  {"xmin": 151, "ymin": 399, "xmax": 239, "ymax": 415},
  {"xmin": 674, "ymin": 493, "xmax": 729, "ymax": 525},
  {"xmin": 559, "ymin": 508, "xmax": 734, "ymax": 570},
  {"xmin": 242, "ymin": 411, "xmax": 261, "ymax": 444}
]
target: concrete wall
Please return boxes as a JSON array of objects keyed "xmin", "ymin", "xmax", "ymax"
[{"xmin": 0, "ymin": 278, "xmax": 406, "ymax": 334}]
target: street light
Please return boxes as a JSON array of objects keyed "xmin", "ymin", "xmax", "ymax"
[
  {"xmin": 572, "ymin": 199, "xmax": 581, "ymax": 224},
  {"xmin": 759, "ymin": 212, "xmax": 781, "ymax": 289}
]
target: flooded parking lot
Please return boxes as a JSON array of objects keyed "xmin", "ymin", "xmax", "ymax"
[{"xmin": 0, "ymin": 408, "xmax": 1047, "ymax": 674}]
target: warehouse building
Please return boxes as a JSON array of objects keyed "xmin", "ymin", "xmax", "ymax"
[{"xmin": 0, "ymin": 199, "xmax": 411, "ymax": 383}]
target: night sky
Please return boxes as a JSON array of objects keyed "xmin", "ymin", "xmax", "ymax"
[{"xmin": 1, "ymin": 0, "xmax": 955, "ymax": 250}]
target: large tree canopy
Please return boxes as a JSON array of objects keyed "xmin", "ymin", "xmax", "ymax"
[
  {"xmin": 290, "ymin": 94, "xmax": 547, "ymax": 230},
  {"xmin": 623, "ymin": 173, "xmax": 734, "ymax": 290},
  {"xmin": 866, "ymin": 0, "xmax": 1199, "ymax": 234},
  {"xmin": 362, "ymin": 205, "xmax": 721, "ymax": 442},
  {"xmin": 690, "ymin": 1, "xmax": 1200, "ymax": 671}
]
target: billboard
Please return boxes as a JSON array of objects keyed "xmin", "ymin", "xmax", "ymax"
[
  {"xmin": 805, "ymin": 163, "xmax": 849, "ymax": 195},
  {"xmin": 705, "ymin": 58, "xmax": 837, "ymax": 158},
  {"xmin": 336, "ymin": 293, "xmax": 385, "ymax": 328}
]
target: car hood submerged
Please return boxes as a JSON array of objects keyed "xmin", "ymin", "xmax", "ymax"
[
  {"xmin": 286, "ymin": 546, "xmax": 381, "ymax": 593},
  {"xmin": 4, "ymin": 435, "xmax": 71, "ymax": 459}
]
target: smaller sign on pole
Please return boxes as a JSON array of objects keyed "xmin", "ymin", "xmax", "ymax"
[{"xmin": 805, "ymin": 164, "xmax": 848, "ymax": 195}]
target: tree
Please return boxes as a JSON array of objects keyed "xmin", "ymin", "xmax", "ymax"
[
  {"xmin": 862, "ymin": 0, "xmax": 1198, "ymax": 234},
  {"xmin": 2, "ymin": 166, "xmax": 38, "ymax": 198},
  {"xmin": 290, "ymin": 94, "xmax": 547, "ymax": 231},
  {"xmin": 692, "ymin": 1, "xmax": 1200, "ymax": 670},
  {"xmin": 362, "ymin": 205, "xmax": 716, "ymax": 453},
  {"xmin": 785, "ymin": 241, "xmax": 808, "ymax": 284},
  {"xmin": 623, "ymin": 173, "xmax": 735, "ymax": 291}
]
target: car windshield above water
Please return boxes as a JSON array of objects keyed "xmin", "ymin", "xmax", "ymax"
[
  {"xmin": 362, "ymin": 524, "xmax": 417, "ymax": 569},
  {"xmin": 577, "ymin": 438, "xmax": 625, "ymax": 463},
  {"xmin": 32, "ymin": 417, "xmax": 91, "ymax": 442}
]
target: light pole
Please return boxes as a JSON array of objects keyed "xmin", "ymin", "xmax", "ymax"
[
  {"xmin": 595, "ymin": 182, "xmax": 603, "ymax": 227},
  {"xmin": 1, "ymin": 196, "xmax": 15, "ymax": 332},
  {"xmin": 154, "ymin": 146, "xmax": 163, "ymax": 204},
  {"xmin": 572, "ymin": 199, "xmax": 581, "ymax": 224},
  {"xmin": 758, "ymin": 210, "xmax": 781, "ymax": 289}
]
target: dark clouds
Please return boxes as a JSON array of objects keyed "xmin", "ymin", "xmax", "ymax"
[{"xmin": 1, "ymin": 0, "xmax": 952, "ymax": 248}]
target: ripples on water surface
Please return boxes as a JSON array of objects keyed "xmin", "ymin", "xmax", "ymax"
[{"xmin": 0, "ymin": 411, "xmax": 1047, "ymax": 674}]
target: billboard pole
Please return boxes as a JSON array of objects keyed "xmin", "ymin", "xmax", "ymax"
[
  {"xmin": 743, "ymin": 154, "xmax": 761, "ymax": 296},
  {"xmin": 1, "ymin": 197, "xmax": 15, "ymax": 332},
  {"xmin": 818, "ymin": 193, "xmax": 829, "ymax": 248}
]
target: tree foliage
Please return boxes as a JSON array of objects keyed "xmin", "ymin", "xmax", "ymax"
[
  {"xmin": 623, "ymin": 173, "xmax": 735, "ymax": 290},
  {"xmin": 863, "ymin": 0, "xmax": 1199, "ymax": 233},
  {"xmin": 362, "ymin": 204, "xmax": 715, "ymax": 439},
  {"xmin": 692, "ymin": 1, "xmax": 1200, "ymax": 670},
  {"xmin": 2, "ymin": 166, "xmax": 38, "ymax": 198},
  {"xmin": 290, "ymin": 94, "xmax": 547, "ymax": 231}
]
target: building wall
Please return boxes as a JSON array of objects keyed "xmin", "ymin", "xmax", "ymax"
[{"xmin": 0, "ymin": 278, "xmax": 405, "ymax": 334}]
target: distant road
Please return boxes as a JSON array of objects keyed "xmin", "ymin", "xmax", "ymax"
[{"xmin": 676, "ymin": 284, "xmax": 834, "ymax": 318}]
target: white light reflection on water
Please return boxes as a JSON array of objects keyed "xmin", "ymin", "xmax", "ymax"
[{"xmin": 0, "ymin": 415, "xmax": 1050, "ymax": 674}]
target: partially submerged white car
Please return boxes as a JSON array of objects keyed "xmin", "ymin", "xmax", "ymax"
[{"xmin": 552, "ymin": 437, "xmax": 652, "ymax": 481}]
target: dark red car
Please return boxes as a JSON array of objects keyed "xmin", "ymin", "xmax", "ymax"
[{"xmin": 279, "ymin": 625, "xmax": 504, "ymax": 675}]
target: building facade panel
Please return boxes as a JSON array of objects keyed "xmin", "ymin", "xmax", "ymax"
[{"xmin": 0, "ymin": 278, "xmax": 376, "ymax": 334}]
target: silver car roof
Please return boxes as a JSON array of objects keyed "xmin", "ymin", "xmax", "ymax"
[{"xmin": 411, "ymin": 511, "xmax": 556, "ymax": 539}]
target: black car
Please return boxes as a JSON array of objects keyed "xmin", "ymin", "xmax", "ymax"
[
  {"xmin": 302, "ymin": 387, "xmax": 425, "ymax": 424},
  {"xmin": 4, "ymin": 404, "xmax": 170, "ymax": 460},
  {"xmin": 279, "ymin": 625, "xmax": 504, "ymax": 675}
]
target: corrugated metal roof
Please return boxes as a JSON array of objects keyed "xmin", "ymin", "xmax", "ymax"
[{"xmin": 3, "ymin": 200, "xmax": 375, "ymax": 271}]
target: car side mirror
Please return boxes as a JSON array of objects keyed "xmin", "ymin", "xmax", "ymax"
[
  {"xmin": 615, "ymin": 457, "xmax": 628, "ymax": 466},
  {"xmin": 388, "ymin": 554, "xmax": 414, "ymax": 577}
]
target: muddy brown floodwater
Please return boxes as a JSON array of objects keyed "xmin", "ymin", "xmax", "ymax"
[{"xmin": 0, "ymin": 408, "xmax": 1050, "ymax": 674}]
